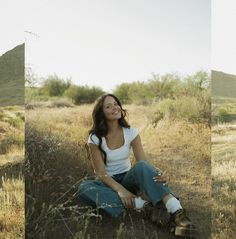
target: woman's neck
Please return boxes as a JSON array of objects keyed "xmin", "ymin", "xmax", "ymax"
[{"xmin": 107, "ymin": 121, "xmax": 121, "ymax": 134}]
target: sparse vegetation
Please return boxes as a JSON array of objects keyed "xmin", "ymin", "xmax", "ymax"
[
  {"xmin": 5, "ymin": 68, "xmax": 233, "ymax": 238},
  {"xmin": 41, "ymin": 74, "xmax": 72, "ymax": 97},
  {"xmin": 25, "ymin": 71, "xmax": 210, "ymax": 115},
  {"xmin": 0, "ymin": 106, "xmax": 24, "ymax": 238},
  {"xmin": 211, "ymin": 123, "xmax": 236, "ymax": 239},
  {"xmin": 0, "ymin": 106, "xmax": 24, "ymax": 155},
  {"xmin": 64, "ymin": 85, "xmax": 105, "ymax": 104}
]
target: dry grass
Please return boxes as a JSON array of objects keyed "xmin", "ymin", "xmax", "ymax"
[
  {"xmin": 0, "ymin": 176, "xmax": 24, "ymax": 239},
  {"xmin": 26, "ymin": 104, "xmax": 92, "ymax": 142},
  {"xmin": 0, "ymin": 106, "xmax": 24, "ymax": 155},
  {"xmin": 211, "ymin": 123, "xmax": 236, "ymax": 239},
  {"xmin": 26, "ymin": 103, "xmax": 211, "ymax": 239},
  {"xmin": 127, "ymin": 105, "xmax": 211, "ymax": 238},
  {"xmin": 0, "ymin": 106, "xmax": 24, "ymax": 239},
  {"xmin": 0, "ymin": 150, "xmax": 23, "ymax": 167}
]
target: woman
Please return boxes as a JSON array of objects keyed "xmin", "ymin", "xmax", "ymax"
[{"xmin": 78, "ymin": 94, "xmax": 196, "ymax": 238}]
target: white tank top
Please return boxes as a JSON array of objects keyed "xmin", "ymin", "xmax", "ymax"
[{"xmin": 88, "ymin": 127, "xmax": 139, "ymax": 176}]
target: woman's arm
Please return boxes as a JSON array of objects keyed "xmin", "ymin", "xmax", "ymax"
[
  {"xmin": 130, "ymin": 134, "xmax": 147, "ymax": 161},
  {"xmin": 88, "ymin": 143, "xmax": 136, "ymax": 208},
  {"xmin": 131, "ymin": 134, "xmax": 167, "ymax": 183}
]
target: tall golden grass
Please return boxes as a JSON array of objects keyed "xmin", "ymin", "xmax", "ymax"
[
  {"xmin": 0, "ymin": 106, "xmax": 24, "ymax": 155},
  {"xmin": 0, "ymin": 106, "xmax": 24, "ymax": 239},
  {"xmin": 212, "ymin": 123, "xmax": 236, "ymax": 239},
  {"xmin": 0, "ymin": 176, "xmax": 24, "ymax": 239}
]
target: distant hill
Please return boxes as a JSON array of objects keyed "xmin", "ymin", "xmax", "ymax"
[
  {"xmin": 212, "ymin": 70, "xmax": 236, "ymax": 98},
  {"xmin": 0, "ymin": 44, "xmax": 24, "ymax": 106}
]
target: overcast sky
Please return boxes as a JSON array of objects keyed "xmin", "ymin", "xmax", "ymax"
[
  {"xmin": 212, "ymin": 0, "xmax": 236, "ymax": 76},
  {"xmin": 1, "ymin": 0, "xmax": 234, "ymax": 91}
]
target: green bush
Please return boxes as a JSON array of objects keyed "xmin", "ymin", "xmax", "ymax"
[
  {"xmin": 113, "ymin": 71, "xmax": 210, "ymax": 105},
  {"xmin": 25, "ymin": 87, "xmax": 50, "ymax": 102},
  {"xmin": 128, "ymin": 81, "xmax": 155, "ymax": 105},
  {"xmin": 113, "ymin": 81, "xmax": 155, "ymax": 105},
  {"xmin": 148, "ymin": 73, "xmax": 181, "ymax": 100},
  {"xmin": 42, "ymin": 75, "xmax": 71, "ymax": 97},
  {"xmin": 151, "ymin": 95, "xmax": 210, "ymax": 126},
  {"xmin": 113, "ymin": 83, "xmax": 132, "ymax": 104},
  {"xmin": 64, "ymin": 85, "xmax": 104, "ymax": 104},
  {"xmin": 197, "ymin": 89, "xmax": 211, "ymax": 125}
]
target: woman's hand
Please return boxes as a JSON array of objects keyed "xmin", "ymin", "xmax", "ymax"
[
  {"xmin": 117, "ymin": 188, "xmax": 136, "ymax": 209},
  {"xmin": 153, "ymin": 170, "xmax": 168, "ymax": 184}
]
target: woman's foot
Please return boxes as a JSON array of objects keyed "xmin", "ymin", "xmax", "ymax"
[
  {"xmin": 144, "ymin": 202, "xmax": 170, "ymax": 226},
  {"xmin": 170, "ymin": 209, "xmax": 197, "ymax": 238}
]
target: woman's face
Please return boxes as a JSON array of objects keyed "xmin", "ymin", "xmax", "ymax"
[{"xmin": 102, "ymin": 96, "xmax": 122, "ymax": 121}]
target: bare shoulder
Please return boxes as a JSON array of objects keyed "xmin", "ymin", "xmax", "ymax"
[
  {"xmin": 130, "ymin": 134, "xmax": 141, "ymax": 147},
  {"xmin": 88, "ymin": 143, "xmax": 101, "ymax": 155}
]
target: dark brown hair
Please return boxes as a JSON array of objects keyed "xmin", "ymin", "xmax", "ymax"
[{"xmin": 89, "ymin": 93, "xmax": 130, "ymax": 164}]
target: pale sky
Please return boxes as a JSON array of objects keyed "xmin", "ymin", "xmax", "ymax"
[
  {"xmin": 212, "ymin": 0, "xmax": 236, "ymax": 75},
  {"xmin": 1, "ymin": 0, "xmax": 214, "ymax": 91}
]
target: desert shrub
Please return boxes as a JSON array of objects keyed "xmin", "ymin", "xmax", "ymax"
[
  {"xmin": 113, "ymin": 74, "xmax": 181, "ymax": 104},
  {"xmin": 128, "ymin": 81, "xmax": 155, "ymax": 105},
  {"xmin": 26, "ymin": 87, "xmax": 50, "ymax": 102},
  {"xmin": 113, "ymin": 83, "xmax": 132, "ymax": 104},
  {"xmin": 151, "ymin": 95, "xmax": 210, "ymax": 126},
  {"xmin": 25, "ymin": 87, "xmax": 39, "ymax": 101},
  {"xmin": 41, "ymin": 75, "xmax": 71, "ymax": 97},
  {"xmin": 25, "ymin": 123, "xmax": 93, "ymax": 238},
  {"xmin": 64, "ymin": 85, "xmax": 104, "ymax": 104},
  {"xmin": 182, "ymin": 71, "xmax": 210, "ymax": 96},
  {"xmin": 148, "ymin": 73, "xmax": 182, "ymax": 100},
  {"xmin": 197, "ymin": 89, "xmax": 211, "ymax": 124},
  {"xmin": 113, "ymin": 71, "xmax": 210, "ymax": 105}
]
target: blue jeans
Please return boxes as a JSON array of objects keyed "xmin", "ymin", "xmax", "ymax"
[{"xmin": 78, "ymin": 160, "xmax": 177, "ymax": 218}]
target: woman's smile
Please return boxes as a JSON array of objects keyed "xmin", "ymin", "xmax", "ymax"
[{"xmin": 112, "ymin": 109, "xmax": 120, "ymax": 115}]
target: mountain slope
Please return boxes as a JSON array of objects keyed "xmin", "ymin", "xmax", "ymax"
[
  {"xmin": 212, "ymin": 70, "xmax": 236, "ymax": 98},
  {"xmin": 0, "ymin": 44, "xmax": 25, "ymax": 106}
]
